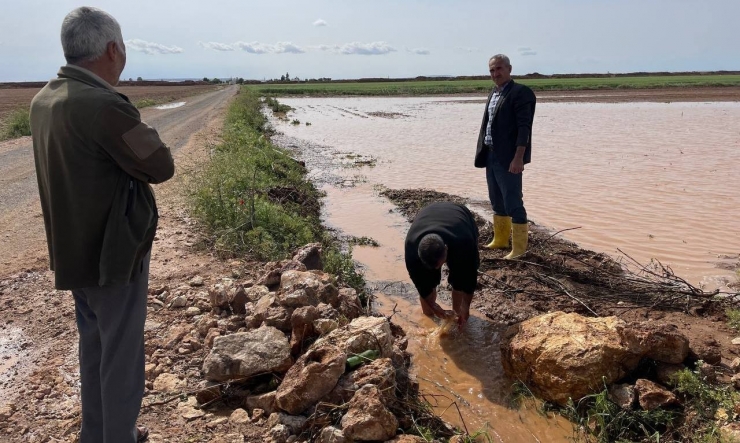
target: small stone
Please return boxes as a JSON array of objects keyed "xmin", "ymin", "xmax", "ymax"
[
  {"xmin": 251, "ymin": 408, "xmax": 266, "ymax": 422},
  {"xmin": 229, "ymin": 408, "xmax": 250, "ymax": 426},
  {"xmin": 190, "ymin": 276, "xmax": 204, "ymax": 287},
  {"xmin": 730, "ymin": 357, "xmax": 740, "ymax": 372},
  {"xmin": 153, "ymin": 373, "xmax": 186, "ymax": 393},
  {"xmin": 185, "ymin": 307, "xmax": 202, "ymax": 317},
  {"xmin": 170, "ymin": 296, "xmax": 188, "ymax": 309},
  {"xmin": 268, "ymin": 424, "xmax": 290, "ymax": 443},
  {"xmin": 608, "ymin": 383, "xmax": 636, "ymax": 410},
  {"xmin": 731, "ymin": 374, "xmax": 740, "ymax": 389},
  {"xmin": 731, "ymin": 337, "xmax": 740, "ymax": 346},
  {"xmin": 318, "ymin": 426, "xmax": 346, "ymax": 443},
  {"xmin": 207, "ymin": 417, "xmax": 228, "ymax": 429}
]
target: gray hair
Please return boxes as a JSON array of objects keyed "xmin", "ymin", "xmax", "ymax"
[
  {"xmin": 489, "ymin": 54, "xmax": 511, "ymax": 67},
  {"xmin": 61, "ymin": 6, "xmax": 123, "ymax": 63}
]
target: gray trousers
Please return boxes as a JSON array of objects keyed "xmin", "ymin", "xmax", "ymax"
[{"xmin": 72, "ymin": 253, "xmax": 149, "ymax": 443}]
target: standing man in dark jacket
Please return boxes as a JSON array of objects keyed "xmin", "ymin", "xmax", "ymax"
[
  {"xmin": 30, "ymin": 7, "xmax": 174, "ymax": 442},
  {"xmin": 474, "ymin": 54, "xmax": 536, "ymax": 259}
]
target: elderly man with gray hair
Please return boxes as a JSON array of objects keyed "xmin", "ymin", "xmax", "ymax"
[
  {"xmin": 30, "ymin": 6, "xmax": 174, "ymax": 442},
  {"xmin": 473, "ymin": 54, "xmax": 536, "ymax": 259}
]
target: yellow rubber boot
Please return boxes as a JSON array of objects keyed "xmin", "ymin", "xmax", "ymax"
[
  {"xmin": 504, "ymin": 223, "xmax": 528, "ymax": 259},
  {"xmin": 484, "ymin": 215, "xmax": 512, "ymax": 249}
]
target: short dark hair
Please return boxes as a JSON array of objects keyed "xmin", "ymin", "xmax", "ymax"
[{"xmin": 418, "ymin": 234, "xmax": 446, "ymax": 269}]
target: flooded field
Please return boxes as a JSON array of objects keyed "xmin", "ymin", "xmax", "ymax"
[
  {"xmin": 272, "ymin": 96, "xmax": 740, "ymax": 440},
  {"xmin": 278, "ymin": 97, "xmax": 740, "ymax": 289}
]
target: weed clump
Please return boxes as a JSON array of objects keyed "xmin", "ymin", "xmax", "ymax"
[{"xmin": 1, "ymin": 108, "xmax": 31, "ymax": 140}]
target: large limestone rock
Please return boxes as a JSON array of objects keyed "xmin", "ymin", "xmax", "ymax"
[
  {"xmin": 501, "ymin": 311, "xmax": 692, "ymax": 406},
  {"xmin": 313, "ymin": 316, "xmax": 394, "ymax": 357},
  {"xmin": 203, "ymin": 326, "xmax": 293, "ymax": 382},
  {"xmin": 340, "ymin": 385, "xmax": 398, "ymax": 442},
  {"xmin": 501, "ymin": 312, "xmax": 641, "ymax": 406},
  {"xmin": 275, "ymin": 344, "xmax": 346, "ymax": 414}
]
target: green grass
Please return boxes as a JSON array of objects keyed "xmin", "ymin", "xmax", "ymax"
[
  {"xmin": 0, "ymin": 108, "xmax": 31, "ymax": 140},
  {"xmin": 563, "ymin": 385, "xmax": 677, "ymax": 443},
  {"xmin": 322, "ymin": 240, "xmax": 367, "ymax": 306},
  {"xmin": 727, "ymin": 308, "xmax": 740, "ymax": 332},
  {"xmin": 246, "ymin": 75, "xmax": 740, "ymax": 96},
  {"xmin": 189, "ymin": 89, "xmax": 322, "ymax": 260},
  {"xmin": 264, "ymin": 96, "xmax": 292, "ymax": 114}
]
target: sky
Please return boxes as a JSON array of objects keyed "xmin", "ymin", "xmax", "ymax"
[{"xmin": 0, "ymin": 0, "xmax": 738, "ymax": 82}]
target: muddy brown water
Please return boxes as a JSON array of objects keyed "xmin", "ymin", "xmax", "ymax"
[{"xmin": 273, "ymin": 96, "xmax": 740, "ymax": 440}]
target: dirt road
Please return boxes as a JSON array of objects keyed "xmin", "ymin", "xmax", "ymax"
[
  {"xmin": 0, "ymin": 84, "xmax": 271, "ymax": 442},
  {"xmin": 0, "ymin": 85, "xmax": 238, "ymax": 276}
]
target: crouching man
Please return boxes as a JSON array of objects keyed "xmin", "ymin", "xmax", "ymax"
[{"xmin": 404, "ymin": 202, "xmax": 480, "ymax": 329}]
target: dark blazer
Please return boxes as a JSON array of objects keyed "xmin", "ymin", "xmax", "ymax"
[{"xmin": 474, "ymin": 80, "xmax": 536, "ymax": 168}]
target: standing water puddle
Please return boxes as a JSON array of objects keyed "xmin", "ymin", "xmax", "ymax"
[
  {"xmin": 154, "ymin": 101, "xmax": 186, "ymax": 110},
  {"xmin": 272, "ymin": 96, "xmax": 740, "ymax": 440}
]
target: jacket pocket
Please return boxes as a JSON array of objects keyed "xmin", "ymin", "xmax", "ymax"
[{"xmin": 124, "ymin": 180, "xmax": 135, "ymax": 217}]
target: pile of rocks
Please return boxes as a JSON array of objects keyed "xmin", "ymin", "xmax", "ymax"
[{"xmin": 193, "ymin": 244, "xmax": 433, "ymax": 443}]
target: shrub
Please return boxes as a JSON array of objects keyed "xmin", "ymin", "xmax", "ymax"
[{"xmin": 1, "ymin": 108, "xmax": 31, "ymax": 140}]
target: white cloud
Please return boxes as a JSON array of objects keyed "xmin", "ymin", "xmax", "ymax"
[
  {"xmin": 518, "ymin": 47, "xmax": 537, "ymax": 56},
  {"xmin": 331, "ymin": 41, "xmax": 397, "ymax": 55},
  {"xmin": 198, "ymin": 41, "xmax": 234, "ymax": 51},
  {"xmin": 518, "ymin": 47, "xmax": 532, "ymax": 52},
  {"xmin": 408, "ymin": 48, "xmax": 431, "ymax": 55},
  {"xmin": 125, "ymin": 39, "xmax": 183, "ymax": 55},
  {"xmin": 233, "ymin": 41, "xmax": 305, "ymax": 54},
  {"xmin": 313, "ymin": 19, "xmax": 327, "ymax": 27},
  {"xmin": 455, "ymin": 46, "xmax": 479, "ymax": 53}
]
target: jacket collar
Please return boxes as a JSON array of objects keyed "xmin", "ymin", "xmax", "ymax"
[{"xmin": 58, "ymin": 64, "xmax": 118, "ymax": 93}]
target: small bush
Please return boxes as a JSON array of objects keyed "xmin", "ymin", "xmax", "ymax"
[
  {"xmin": 264, "ymin": 96, "xmax": 292, "ymax": 114},
  {"xmin": 134, "ymin": 98, "xmax": 157, "ymax": 108},
  {"xmin": 1, "ymin": 108, "xmax": 31, "ymax": 140}
]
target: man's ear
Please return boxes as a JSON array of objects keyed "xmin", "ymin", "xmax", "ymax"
[{"xmin": 106, "ymin": 41, "xmax": 119, "ymax": 61}]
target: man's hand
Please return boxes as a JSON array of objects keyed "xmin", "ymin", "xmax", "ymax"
[
  {"xmin": 451, "ymin": 290, "xmax": 473, "ymax": 330},
  {"xmin": 419, "ymin": 290, "xmax": 449, "ymax": 320},
  {"xmin": 509, "ymin": 157, "xmax": 524, "ymax": 174}
]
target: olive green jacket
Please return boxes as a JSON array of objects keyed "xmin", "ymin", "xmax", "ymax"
[{"xmin": 30, "ymin": 65, "xmax": 174, "ymax": 290}]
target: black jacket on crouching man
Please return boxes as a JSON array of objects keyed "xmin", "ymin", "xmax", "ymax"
[{"xmin": 404, "ymin": 202, "xmax": 480, "ymax": 298}]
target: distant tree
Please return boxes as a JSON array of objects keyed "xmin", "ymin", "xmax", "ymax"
[
  {"xmin": 293, "ymin": 76, "xmax": 300, "ymax": 82},
  {"xmin": 285, "ymin": 72, "xmax": 290, "ymax": 81},
  {"xmin": 136, "ymin": 76, "xmax": 143, "ymax": 81},
  {"xmin": 202, "ymin": 77, "xmax": 209, "ymax": 82},
  {"xmin": 280, "ymin": 75, "xmax": 285, "ymax": 81},
  {"xmin": 236, "ymin": 77, "xmax": 244, "ymax": 84}
]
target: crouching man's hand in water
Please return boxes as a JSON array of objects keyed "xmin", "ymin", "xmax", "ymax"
[
  {"xmin": 419, "ymin": 289, "xmax": 452, "ymax": 320},
  {"xmin": 452, "ymin": 290, "xmax": 473, "ymax": 330}
]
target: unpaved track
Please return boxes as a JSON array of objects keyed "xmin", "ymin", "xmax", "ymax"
[{"xmin": 0, "ymin": 85, "xmax": 238, "ymax": 276}]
